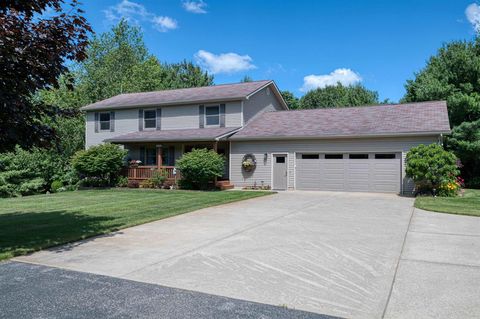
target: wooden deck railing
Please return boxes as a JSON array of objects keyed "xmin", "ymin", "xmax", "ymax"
[{"xmin": 126, "ymin": 166, "xmax": 180, "ymax": 180}]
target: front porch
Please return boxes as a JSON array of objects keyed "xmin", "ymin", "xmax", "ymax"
[{"xmin": 122, "ymin": 141, "xmax": 232, "ymax": 188}]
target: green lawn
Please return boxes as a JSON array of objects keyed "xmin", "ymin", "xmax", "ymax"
[
  {"xmin": 415, "ymin": 189, "xmax": 480, "ymax": 217},
  {"xmin": 0, "ymin": 189, "xmax": 272, "ymax": 261}
]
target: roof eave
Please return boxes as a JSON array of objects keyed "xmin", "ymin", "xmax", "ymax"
[
  {"xmin": 107, "ymin": 137, "xmax": 220, "ymax": 143},
  {"xmin": 230, "ymin": 130, "xmax": 451, "ymax": 141},
  {"xmin": 80, "ymin": 97, "xmax": 246, "ymax": 111}
]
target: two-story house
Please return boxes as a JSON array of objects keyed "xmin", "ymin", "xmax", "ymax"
[
  {"xmin": 81, "ymin": 80, "xmax": 451, "ymax": 194},
  {"xmin": 81, "ymin": 80, "xmax": 287, "ymax": 186}
]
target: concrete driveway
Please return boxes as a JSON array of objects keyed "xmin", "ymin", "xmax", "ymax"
[{"xmin": 14, "ymin": 191, "xmax": 480, "ymax": 318}]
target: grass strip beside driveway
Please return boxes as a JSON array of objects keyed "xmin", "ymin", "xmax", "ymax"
[
  {"xmin": 414, "ymin": 189, "xmax": 480, "ymax": 217},
  {"xmin": 0, "ymin": 189, "xmax": 272, "ymax": 261}
]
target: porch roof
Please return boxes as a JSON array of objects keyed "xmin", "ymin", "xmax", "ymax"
[{"xmin": 105, "ymin": 127, "xmax": 241, "ymax": 143}]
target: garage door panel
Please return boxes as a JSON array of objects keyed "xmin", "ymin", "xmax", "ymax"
[
  {"xmin": 296, "ymin": 153, "xmax": 401, "ymax": 193},
  {"xmin": 296, "ymin": 157, "xmax": 322, "ymax": 190}
]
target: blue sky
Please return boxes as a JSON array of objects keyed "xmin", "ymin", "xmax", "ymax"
[{"xmin": 83, "ymin": 0, "xmax": 479, "ymax": 102}]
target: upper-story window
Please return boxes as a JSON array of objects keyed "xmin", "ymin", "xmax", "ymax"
[
  {"xmin": 205, "ymin": 105, "xmax": 220, "ymax": 126},
  {"xmin": 99, "ymin": 112, "xmax": 110, "ymax": 131},
  {"xmin": 144, "ymin": 109, "xmax": 156, "ymax": 129}
]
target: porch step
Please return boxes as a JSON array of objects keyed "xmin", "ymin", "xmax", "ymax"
[{"xmin": 216, "ymin": 180, "xmax": 234, "ymax": 190}]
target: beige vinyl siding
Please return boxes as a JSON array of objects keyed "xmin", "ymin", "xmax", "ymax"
[
  {"xmin": 85, "ymin": 109, "xmax": 138, "ymax": 148},
  {"xmin": 161, "ymin": 105, "xmax": 199, "ymax": 130},
  {"xmin": 243, "ymin": 86, "xmax": 284, "ymax": 124},
  {"xmin": 225, "ymin": 101, "xmax": 242, "ymax": 127},
  {"xmin": 230, "ymin": 136, "xmax": 439, "ymax": 194}
]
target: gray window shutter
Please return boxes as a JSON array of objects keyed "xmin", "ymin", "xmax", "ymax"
[
  {"xmin": 94, "ymin": 112, "xmax": 99, "ymax": 133},
  {"xmin": 110, "ymin": 111, "xmax": 115, "ymax": 132},
  {"xmin": 156, "ymin": 108, "xmax": 162, "ymax": 130},
  {"xmin": 139, "ymin": 146, "xmax": 145, "ymax": 164},
  {"xmin": 199, "ymin": 105, "xmax": 205, "ymax": 128},
  {"xmin": 138, "ymin": 109, "xmax": 143, "ymax": 131},
  {"xmin": 220, "ymin": 104, "xmax": 226, "ymax": 127}
]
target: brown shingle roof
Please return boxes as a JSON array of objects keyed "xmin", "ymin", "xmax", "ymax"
[
  {"xmin": 106, "ymin": 127, "xmax": 241, "ymax": 143},
  {"xmin": 81, "ymin": 80, "xmax": 273, "ymax": 111},
  {"xmin": 231, "ymin": 101, "xmax": 451, "ymax": 140}
]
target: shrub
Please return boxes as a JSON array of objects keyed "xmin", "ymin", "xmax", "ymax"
[
  {"xmin": 140, "ymin": 179, "xmax": 155, "ymax": 188},
  {"xmin": 72, "ymin": 143, "xmax": 127, "ymax": 186},
  {"xmin": 0, "ymin": 147, "xmax": 54, "ymax": 197},
  {"xmin": 150, "ymin": 170, "xmax": 167, "ymax": 188},
  {"xmin": 116, "ymin": 176, "xmax": 128, "ymax": 187},
  {"xmin": 176, "ymin": 148, "xmax": 225, "ymax": 190},
  {"xmin": 50, "ymin": 180, "xmax": 63, "ymax": 193},
  {"xmin": 127, "ymin": 180, "xmax": 139, "ymax": 188},
  {"xmin": 406, "ymin": 144, "xmax": 460, "ymax": 196}
]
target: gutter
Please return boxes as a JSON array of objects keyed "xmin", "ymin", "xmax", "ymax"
[
  {"xmin": 215, "ymin": 127, "xmax": 243, "ymax": 141},
  {"xmin": 229, "ymin": 130, "xmax": 452, "ymax": 141}
]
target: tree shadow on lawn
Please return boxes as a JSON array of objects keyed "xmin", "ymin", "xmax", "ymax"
[{"xmin": 0, "ymin": 210, "xmax": 124, "ymax": 260}]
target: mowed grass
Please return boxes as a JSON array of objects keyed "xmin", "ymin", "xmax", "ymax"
[
  {"xmin": 415, "ymin": 189, "xmax": 480, "ymax": 217},
  {"xmin": 0, "ymin": 189, "xmax": 272, "ymax": 261}
]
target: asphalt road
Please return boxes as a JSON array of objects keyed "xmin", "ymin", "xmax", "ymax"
[{"xmin": 0, "ymin": 261, "xmax": 338, "ymax": 319}]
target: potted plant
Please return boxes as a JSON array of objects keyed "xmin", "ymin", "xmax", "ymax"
[{"xmin": 129, "ymin": 160, "xmax": 142, "ymax": 167}]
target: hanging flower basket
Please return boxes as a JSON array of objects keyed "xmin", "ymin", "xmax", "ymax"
[{"xmin": 242, "ymin": 154, "xmax": 257, "ymax": 172}]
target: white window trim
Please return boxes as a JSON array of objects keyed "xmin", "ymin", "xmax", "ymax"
[
  {"xmin": 204, "ymin": 105, "xmax": 220, "ymax": 127},
  {"xmin": 143, "ymin": 109, "xmax": 157, "ymax": 130},
  {"xmin": 99, "ymin": 112, "xmax": 110, "ymax": 131}
]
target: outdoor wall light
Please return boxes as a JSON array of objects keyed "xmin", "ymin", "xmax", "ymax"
[{"xmin": 264, "ymin": 153, "xmax": 268, "ymax": 162}]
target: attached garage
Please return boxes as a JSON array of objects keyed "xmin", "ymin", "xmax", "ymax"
[
  {"xmin": 295, "ymin": 152, "xmax": 401, "ymax": 193},
  {"xmin": 229, "ymin": 101, "xmax": 451, "ymax": 195}
]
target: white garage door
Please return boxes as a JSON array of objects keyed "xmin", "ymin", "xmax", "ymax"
[{"xmin": 295, "ymin": 153, "xmax": 401, "ymax": 193}]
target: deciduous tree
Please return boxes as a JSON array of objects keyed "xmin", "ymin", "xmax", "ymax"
[
  {"xmin": 0, "ymin": 0, "xmax": 91, "ymax": 151},
  {"xmin": 300, "ymin": 83, "xmax": 379, "ymax": 109}
]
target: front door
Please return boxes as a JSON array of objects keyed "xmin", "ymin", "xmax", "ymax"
[{"xmin": 273, "ymin": 154, "xmax": 288, "ymax": 190}]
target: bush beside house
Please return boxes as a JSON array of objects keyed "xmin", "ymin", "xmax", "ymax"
[
  {"xmin": 406, "ymin": 144, "xmax": 461, "ymax": 196},
  {"xmin": 72, "ymin": 143, "xmax": 127, "ymax": 187},
  {"xmin": 0, "ymin": 147, "xmax": 73, "ymax": 197},
  {"xmin": 176, "ymin": 148, "xmax": 225, "ymax": 190}
]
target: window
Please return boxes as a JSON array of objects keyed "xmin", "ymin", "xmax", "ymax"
[
  {"xmin": 325, "ymin": 154, "xmax": 343, "ymax": 159},
  {"xmin": 99, "ymin": 112, "xmax": 110, "ymax": 131},
  {"xmin": 375, "ymin": 153, "xmax": 396, "ymax": 159},
  {"xmin": 161, "ymin": 146, "xmax": 176, "ymax": 166},
  {"xmin": 276, "ymin": 156, "xmax": 286, "ymax": 163},
  {"xmin": 301, "ymin": 154, "xmax": 319, "ymax": 159},
  {"xmin": 145, "ymin": 147, "xmax": 156, "ymax": 165},
  {"xmin": 205, "ymin": 106, "xmax": 220, "ymax": 126},
  {"xmin": 349, "ymin": 154, "xmax": 369, "ymax": 159},
  {"xmin": 144, "ymin": 109, "xmax": 156, "ymax": 129}
]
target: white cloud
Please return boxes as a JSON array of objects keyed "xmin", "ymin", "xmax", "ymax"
[
  {"xmin": 466, "ymin": 3, "xmax": 480, "ymax": 32},
  {"xmin": 182, "ymin": 1, "xmax": 207, "ymax": 14},
  {"xmin": 300, "ymin": 68, "xmax": 362, "ymax": 92},
  {"xmin": 152, "ymin": 16, "xmax": 178, "ymax": 32},
  {"xmin": 104, "ymin": 0, "xmax": 178, "ymax": 32},
  {"xmin": 194, "ymin": 50, "xmax": 256, "ymax": 74}
]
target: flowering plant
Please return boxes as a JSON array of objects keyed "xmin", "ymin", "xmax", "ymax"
[
  {"xmin": 129, "ymin": 160, "xmax": 142, "ymax": 167},
  {"xmin": 241, "ymin": 155, "xmax": 256, "ymax": 172},
  {"xmin": 438, "ymin": 175, "xmax": 463, "ymax": 197}
]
